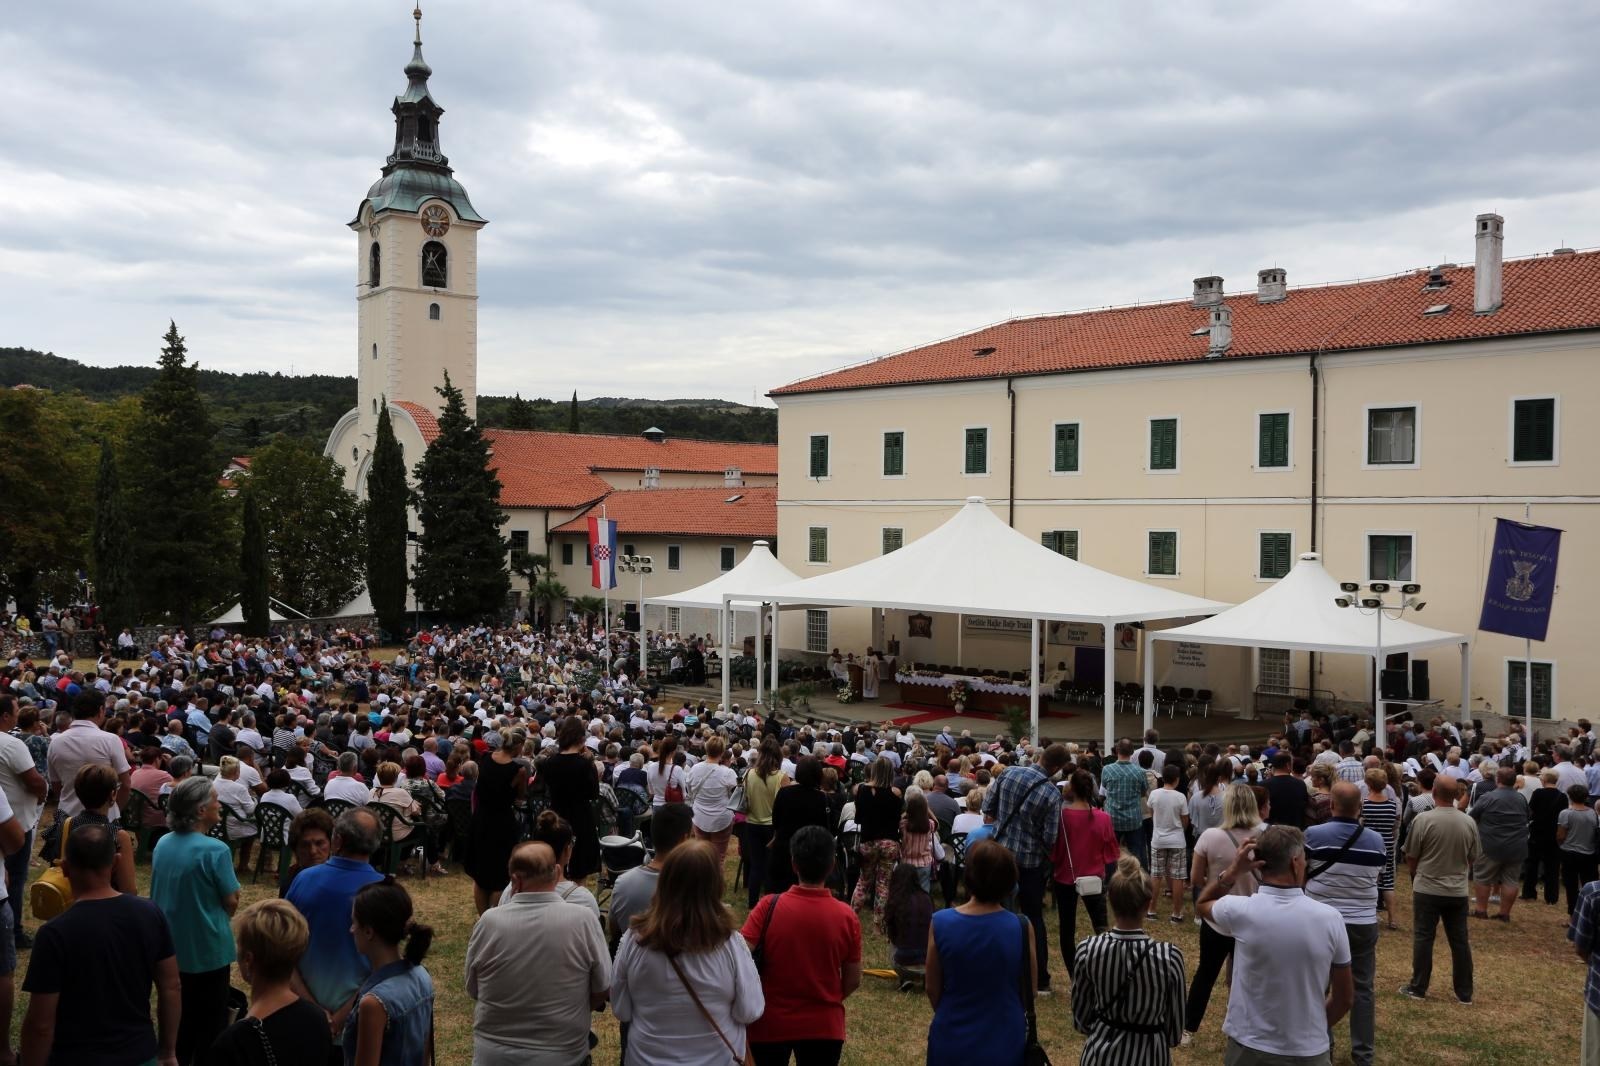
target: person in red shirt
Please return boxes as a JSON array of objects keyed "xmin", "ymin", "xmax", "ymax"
[{"xmin": 740, "ymin": 825, "xmax": 861, "ymax": 1066}]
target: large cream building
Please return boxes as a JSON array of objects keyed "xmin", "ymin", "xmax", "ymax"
[
  {"xmin": 325, "ymin": 13, "xmax": 777, "ymax": 622},
  {"xmin": 770, "ymin": 214, "xmax": 1600, "ymax": 723}
]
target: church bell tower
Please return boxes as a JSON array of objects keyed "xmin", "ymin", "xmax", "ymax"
[{"xmin": 350, "ymin": 5, "xmax": 486, "ymax": 454}]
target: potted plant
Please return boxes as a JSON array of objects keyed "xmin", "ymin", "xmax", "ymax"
[{"xmin": 949, "ymin": 680, "xmax": 971, "ymax": 714}]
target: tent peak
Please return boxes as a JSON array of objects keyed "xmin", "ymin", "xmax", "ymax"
[
  {"xmin": 965, "ymin": 496, "xmax": 985, "ymax": 506},
  {"xmin": 1299, "ymin": 551, "xmax": 1321, "ymax": 562}
]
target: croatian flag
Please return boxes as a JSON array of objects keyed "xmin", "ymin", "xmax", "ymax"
[{"xmin": 588, "ymin": 515, "xmax": 618, "ymax": 590}]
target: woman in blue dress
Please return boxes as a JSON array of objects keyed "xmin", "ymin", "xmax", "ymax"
[{"xmin": 924, "ymin": 839, "xmax": 1032, "ymax": 1066}]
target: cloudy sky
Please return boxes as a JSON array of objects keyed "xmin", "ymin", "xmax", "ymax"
[{"xmin": 7, "ymin": 1, "xmax": 1599, "ymax": 403}]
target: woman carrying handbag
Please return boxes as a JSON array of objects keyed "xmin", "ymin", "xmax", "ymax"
[{"xmin": 1050, "ymin": 770, "xmax": 1120, "ymax": 979}]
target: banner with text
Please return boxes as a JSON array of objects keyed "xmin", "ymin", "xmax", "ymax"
[{"xmin": 1478, "ymin": 518, "xmax": 1562, "ymax": 641}]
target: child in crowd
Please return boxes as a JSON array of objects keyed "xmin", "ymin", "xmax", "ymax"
[
  {"xmin": 1148, "ymin": 763, "xmax": 1191, "ymax": 922},
  {"xmin": 899, "ymin": 791, "xmax": 941, "ymax": 893},
  {"xmin": 884, "ymin": 862, "xmax": 932, "ymax": 991}
]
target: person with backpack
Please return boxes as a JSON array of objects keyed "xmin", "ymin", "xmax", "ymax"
[{"xmin": 982, "ymin": 744, "xmax": 1070, "ymax": 996}]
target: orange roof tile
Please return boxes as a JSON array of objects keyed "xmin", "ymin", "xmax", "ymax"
[
  {"xmin": 392, "ymin": 400, "xmax": 441, "ymax": 442},
  {"xmin": 552, "ymin": 487, "xmax": 777, "ymax": 538},
  {"xmin": 771, "ymin": 251, "xmax": 1600, "ymax": 396}
]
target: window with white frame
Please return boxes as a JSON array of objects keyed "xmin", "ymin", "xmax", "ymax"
[
  {"xmin": 1257, "ymin": 412, "xmax": 1290, "ymax": 468},
  {"xmin": 805, "ymin": 609, "xmax": 829, "ymax": 653},
  {"xmin": 1367, "ymin": 533, "xmax": 1414, "ymax": 581},
  {"xmin": 1367, "ymin": 406, "xmax": 1417, "ymax": 465},
  {"xmin": 1146, "ymin": 530, "xmax": 1178, "ymax": 576},
  {"xmin": 883, "ymin": 431, "xmax": 905, "ymax": 477},
  {"xmin": 720, "ymin": 545, "xmax": 736, "ymax": 571},
  {"xmin": 1511, "ymin": 396, "xmax": 1557, "ymax": 464},
  {"xmin": 1041, "ymin": 530, "xmax": 1079, "ymax": 560},
  {"xmin": 561, "ymin": 542, "xmax": 573, "ymax": 566},
  {"xmin": 881, "ymin": 527, "xmax": 903, "ymax": 554},
  {"xmin": 1507, "ymin": 659, "xmax": 1554, "ymax": 719},
  {"xmin": 666, "ymin": 606, "xmax": 681, "ymax": 633},
  {"xmin": 964, "ymin": 427, "xmax": 988, "ymax": 475},
  {"xmin": 1258, "ymin": 532, "xmax": 1292, "ymax": 580},
  {"xmin": 667, "ymin": 545, "xmax": 682, "ymax": 571},
  {"xmin": 1259, "ymin": 648, "xmax": 1291, "ymax": 693},
  {"xmin": 1149, "ymin": 418, "xmax": 1178, "ymax": 471},
  {"xmin": 809, "ymin": 435, "xmax": 829, "ymax": 478},
  {"xmin": 1053, "ymin": 423, "xmax": 1080, "ymax": 473},
  {"xmin": 808, "ymin": 527, "xmax": 828, "ymax": 564}
]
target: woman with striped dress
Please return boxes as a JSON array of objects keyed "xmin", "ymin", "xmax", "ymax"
[
  {"xmin": 1072, "ymin": 853, "xmax": 1186, "ymax": 1066},
  {"xmin": 1361, "ymin": 767, "xmax": 1401, "ymax": 930}
]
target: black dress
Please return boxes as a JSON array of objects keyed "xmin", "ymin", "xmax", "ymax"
[
  {"xmin": 200, "ymin": 998, "xmax": 331, "ymax": 1066},
  {"xmin": 541, "ymin": 751, "xmax": 601, "ymax": 880},
  {"xmin": 767, "ymin": 786, "xmax": 834, "ymax": 893},
  {"xmin": 466, "ymin": 756, "xmax": 522, "ymax": 894}
]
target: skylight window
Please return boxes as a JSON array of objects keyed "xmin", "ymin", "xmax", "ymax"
[
  {"xmin": 973, "ymin": 347, "xmax": 996, "ymax": 358},
  {"xmin": 1423, "ymin": 303, "xmax": 1451, "ymax": 316},
  {"xmin": 724, "ymin": 494, "xmax": 743, "ymax": 504},
  {"xmin": 1190, "ymin": 327, "xmax": 1211, "ymax": 336}
]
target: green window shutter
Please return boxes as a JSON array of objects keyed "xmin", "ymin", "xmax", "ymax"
[
  {"xmin": 1054, "ymin": 423, "xmax": 1079, "ymax": 472},
  {"xmin": 1259, "ymin": 532, "xmax": 1291, "ymax": 579},
  {"xmin": 1508, "ymin": 661, "xmax": 1554, "ymax": 719},
  {"xmin": 1041, "ymin": 531, "xmax": 1059, "ymax": 554},
  {"xmin": 1061, "ymin": 530, "xmax": 1079, "ymax": 560},
  {"xmin": 1148, "ymin": 531, "xmax": 1176, "ymax": 575},
  {"xmin": 965, "ymin": 428, "xmax": 988, "ymax": 474},
  {"xmin": 808, "ymin": 527, "xmax": 827, "ymax": 564},
  {"xmin": 1258, "ymin": 413, "xmax": 1289, "ymax": 468},
  {"xmin": 883, "ymin": 431, "xmax": 904, "ymax": 476},
  {"xmin": 1150, "ymin": 419, "xmax": 1177, "ymax": 470},
  {"xmin": 809, "ymin": 435, "xmax": 829, "ymax": 478},
  {"xmin": 882, "ymin": 528, "xmax": 903, "ymax": 554},
  {"xmin": 1514, "ymin": 398, "xmax": 1555, "ymax": 462}
]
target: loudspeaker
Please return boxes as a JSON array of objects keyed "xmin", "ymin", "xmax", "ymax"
[
  {"xmin": 1411, "ymin": 660, "xmax": 1430, "ymax": 702},
  {"xmin": 1385, "ymin": 652, "xmax": 1409, "ymax": 672},
  {"xmin": 1380, "ymin": 669, "xmax": 1409, "ymax": 701},
  {"xmin": 623, "ymin": 610, "xmax": 640, "ymax": 632}
]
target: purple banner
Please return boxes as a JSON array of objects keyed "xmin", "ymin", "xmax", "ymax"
[{"xmin": 1478, "ymin": 518, "xmax": 1562, "ymax": 641}]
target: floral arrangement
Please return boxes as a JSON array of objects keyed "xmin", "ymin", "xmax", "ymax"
[
  {"xmin": 913, "ymin": 668, "xmax": 944, "ymax": 678},
  {"xmin": 949, "ymin": 680, "xmax": 971, "ymax": 708},
  {"xmin": 980, "ymin": 674, "xmax": 1006, "ymax": 685},
  {"xmin": 836, "ymin": 686, "xmax": 856, "ymax": 704}
]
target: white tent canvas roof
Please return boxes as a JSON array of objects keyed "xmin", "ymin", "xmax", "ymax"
[
  {"xmin": 646, "ymin": 540, "xmax": 801, "ymax": 613},
  {"xmin": 748, "ymin": 497, "xmax": 1227, "ymax": 624},
  {"xmin": 210, "ymin": 603, "xmax": 286, "ymax": 624},
  {"xmin": 334, "ymin": 587, "xmax": 419, "ymax": 618},
  {"xmin": 1147, "ymin": 553, "xmax": 1464, "ymax": 656}
]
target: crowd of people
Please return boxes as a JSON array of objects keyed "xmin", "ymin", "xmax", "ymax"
[{"xmin": 1, "ymin": 619, "xmax": 1598, "ymax": 1064}]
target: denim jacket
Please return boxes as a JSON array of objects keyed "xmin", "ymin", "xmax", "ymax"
[{"xmin": 341, "ymin": 960, "xmax": 434, "ymax": 1066}]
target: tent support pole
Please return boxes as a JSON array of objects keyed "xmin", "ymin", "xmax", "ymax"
[
  {"xmin": 754, "ymin": 604, "xmax": 763, "ymax": 706},
  {"xmin": 771, "ymin": 604, "xmax": 781, "ymax": 701},
  {"xmin": 1143, "ymin": 638, "xmax": 1156, "ymax": 732},
  {"xmin": 1029, "ymin": 618, "xmax": 1040, "ymax": 747},
  {"xmin": 1459, "ymin": 640, "xmax": 1471, "ymax": 731},
  {"xmin": 720, "ymin": 602, "xmax": 731, "ymax": 717},
  {"xmin": 957, "ymin": 614, "xmax": 963, "ymax": 668},
  {"xmin": 1103, "ymin": 623, "xmax": 1116, "ymax": 755}
]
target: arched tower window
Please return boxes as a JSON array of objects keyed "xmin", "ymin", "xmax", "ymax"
[
  {"xmin": 371, "ymin": 343, "xmax": 378, "ymax": 360},
  {"xmin": 369, "ymin": 242, "xmax": 381, "ymax": 287},
  {"xmin": 429, "ymin": 303, "xmax": 441, "ymax": 320},
  {"xmin": 421, "ymin": 241, "xmax": 448, "ymax": 288}
]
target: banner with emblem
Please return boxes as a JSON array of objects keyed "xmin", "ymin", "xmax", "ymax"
[{"xmin": 1478, "ymin": 517, "xmax": 1562, "ymax": 641}]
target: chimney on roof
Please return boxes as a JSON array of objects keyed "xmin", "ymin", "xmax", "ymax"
[
  {"xmin": 641, "ymin": 426, "xmax": 666, "ymax": 443},
  {"xmin": 1257, "ymin": 267, "xmax": 1287, "ymax": 304},
  {"xmin": 642, "ymin": 466, "xmax": 660, "ymax": 489},
  {"xmin": 1206, "ymin": 304, "xmax": 1232, "ymax": 357},
  {"xmin": 1192, "ymin": 276, "xmax": 1224, "ymax": 308},
  {"xmin": 1475, "ymin": 212, "xmax": 1504, "ymax": 314},
  {"xmin": 724, "ymin": 466, "xmax": 743, "ymax": 488}
]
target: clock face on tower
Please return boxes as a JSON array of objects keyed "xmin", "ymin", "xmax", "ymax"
[{"xmin": 420, "ymin": 205, "xmax": 451, "ymax": 238}]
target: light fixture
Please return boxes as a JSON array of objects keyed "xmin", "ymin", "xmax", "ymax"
[
  {"xmin": 1360, "ymin": 598, "xmax": 1382, "ymax": 609},
  {"xmin": 642, "ymin": 565, "xmax": 653, "ymax": 574},
  {"xmin": 1411, "ymin": 600, "xmax": 1426, "ymax": 612},
  {"xmin": 1368, "ymin": 582, "xmax": 1390, "ymax": 594},
  {"xmin": 1402, "ymin": 583, "xmax": 1421, "ymax": 595},
  {"xmin": 1334, "ymin": 597, "xmax": 1352, "ymax": 608},
  {"xmin": 1339, "ymin": 582, "xmax": 1361, "ymax": 593}
]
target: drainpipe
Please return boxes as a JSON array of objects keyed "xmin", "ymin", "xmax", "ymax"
[
  {"xmin": 1007, "ymin": 377, "xmax": 1017, "ymax": 527},
  {"xmin": 1308, "ymin": 351, "xmax": 1321, "ymax": 707}
]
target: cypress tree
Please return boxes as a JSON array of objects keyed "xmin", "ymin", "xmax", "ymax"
[
  {"xmin": 411, "ymin": 373, "xmax": 509, "ymax": 621},
  {"xmin": 568, "ymin": 390, "xmax": 580, "ymax": 434},
  {"xmin": 122, "ymin": 322, "xmax": 234, "ymax": 629},
  {"xmin": 365, "ymin": 402, "xmax": 410, "ymax": 637},
  {"xmin": 91, "ymin": 440, "xmax": 137, "ymax": 630},
  {"xmin": 240, "ymin": 490, "xmax": 270, "ymax": 636}
]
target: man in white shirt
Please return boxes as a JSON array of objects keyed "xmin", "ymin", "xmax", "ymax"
[
  {"xmin": 0, "ymin": 696, "xmax": 46, "ymax": 947},
  {"xmin": 324, "ymin": 753, "xmax": 372, "ymax": 806},
  {"xmin": 1198, "ymin": 826, "xmax": 1353, "ymax": 1065},
  {"xmin": 1138, "ymin": 729, "xmax": 1167, "ymax": 777},
  {"xmin": 47, "ymin": 692, "xmax": 131, "ymax": 820}
]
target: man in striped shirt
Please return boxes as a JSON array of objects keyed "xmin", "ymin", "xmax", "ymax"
[
  {"xmin": 1334, "ymin": 741, "xmax": 1365, "ymax": 784},
  {"xmin": 1304, "ymin": 782, "xmax": 1385, "ymax": 1066}
]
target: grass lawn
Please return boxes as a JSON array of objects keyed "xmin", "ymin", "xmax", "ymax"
[{"xmin": 14, "ymin": 844, "xmax": 1567, "ymax": 1065}]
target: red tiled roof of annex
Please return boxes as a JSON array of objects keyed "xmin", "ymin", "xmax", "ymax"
[
  {"xmin": 389, "ymin": 401, "xmax": 777, "ymax": 510},
  {"xmin": 552, "ymin": 486, "xmax": 777, "ymax": 538},
  {"xmin": 769, "ymin": 250, "xmax": 1600, "ymax": 396}
]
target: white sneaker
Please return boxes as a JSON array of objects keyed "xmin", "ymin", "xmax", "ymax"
[{"xmin": 1180, "ymin": 1032, "xmax": 1194, "ymax": 1047}]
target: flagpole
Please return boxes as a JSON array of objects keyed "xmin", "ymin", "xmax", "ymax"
[
  {"xmin": 1524, "ymin": 501, "xmax": 1533, "ymax": 752},
  {"xmin": 602, "ymin": 502, "xmax": 610, "ymax": 670}
]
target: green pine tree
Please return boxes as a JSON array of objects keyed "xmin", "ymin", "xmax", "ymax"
[
  {"xmin": 246, "ymin": 435, "xmax": 365, "ymax": 616},
  {"xmin": 240, "ymin": 490, "xmax": 270, "ymax": 636},
  {"xmin": 411, "ymin": 373, "xmax": 510, "ymax": 620},
  {"xmin": 91, "ymin": 440, "xmax": 137, "ymax": 630},
  {"xmin": 503, "ymin": 392, "xmax": 537, "ymax": 430},
  {"xmin": 365, "ymin": 402, "xmax": 411, "ymax": 637},
  {"xmin": 0, "ymin": 388, "xmax": 83, "ymax": 618},
  {"xmin": 121, "ymin": 322, "xmax": 235, "ymax": 629},
  {"xmin": 568, "ymin": 390, "xmax": 580, "ymax": 434}
]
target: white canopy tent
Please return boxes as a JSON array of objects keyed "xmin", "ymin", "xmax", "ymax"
[
  {"xmin": 738, "ymin": 497, "xmax": 1227, "ymax": 749},
  {"xmin": 333, "ymin": 586, "xmax": 420, "ymax": 619},
  {"xmin": 209, "ymin": 602, "xmax": 287, "ymax": 624},
  {"xmin": 643, "ymin": 541, "xmax": 801, "ymax": 710},
  {"xmin": 1146, "ymin": 552, "xmax": 1469, "ymax": 745}
]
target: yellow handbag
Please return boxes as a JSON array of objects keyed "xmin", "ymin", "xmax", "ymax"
[{"xmin": 30, "ymin": 817, "xmax": 73, "ymax": 920}]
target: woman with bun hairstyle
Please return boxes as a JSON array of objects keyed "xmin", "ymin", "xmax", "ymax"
[
  {"xmin": 343, "ymin": 878, "xmax": 435, "ymax": 1066},
  {"xmin": 1070, "ymin": 853, "xmax": 1186, "ymax": 1065},
  {"xmin": 496, "ymin": 808, "xmax": 601, "ymax": 918}
]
